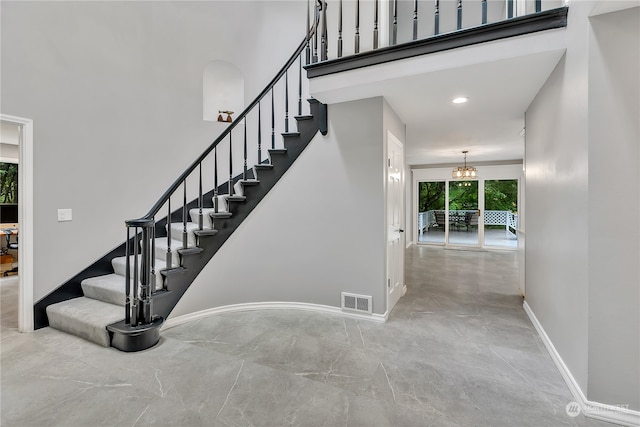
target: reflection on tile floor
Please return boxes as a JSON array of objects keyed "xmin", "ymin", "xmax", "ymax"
[
  {"xmin": 1, "ymin": 248, "xmax": 610, "ymax": 426},
  {"xmin": 418, "ymin": 228, "xmax": 517, "ymax": 248}
]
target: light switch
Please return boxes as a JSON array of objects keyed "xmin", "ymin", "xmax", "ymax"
[{"xmin": 57, "ymin": 208, "xmax": 72, "ymax": 222}]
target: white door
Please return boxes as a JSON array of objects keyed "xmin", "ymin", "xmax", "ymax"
[{"xmin": 387, "ymin": 132, "xmax": 405, "ymax": 312}]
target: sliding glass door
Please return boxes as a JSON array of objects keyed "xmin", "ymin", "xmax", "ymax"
[
  {"xmin": 417, "ymin": 181, "xmax": 446, "ymax": 244},
  {"xmin": 484, "ymin": 179, "xmax": 518, "ymax": 248},
  {"xmin": 447, "ymin": 181, "xmax": 479, "ymax": 247}
]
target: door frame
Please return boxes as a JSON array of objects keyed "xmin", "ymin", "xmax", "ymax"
[
  {"xmin": 386, "ymin": 131, "xmax": 406, "ymax": 313},
  {"xmin": 1, "ymin": 114, "xmax": 34, "ymax": 332}
]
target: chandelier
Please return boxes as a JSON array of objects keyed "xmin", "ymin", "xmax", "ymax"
[{"xmin": 452, "ymin": 150, "xmax": 477, "ymax": 180}]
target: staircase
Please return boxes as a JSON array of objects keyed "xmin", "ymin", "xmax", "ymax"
[{"xmin": 39, "ymin": 22, "xmax": 327, "ymax": 351}]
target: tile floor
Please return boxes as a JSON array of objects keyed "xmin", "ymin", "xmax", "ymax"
[{"xmin": 1, "ymin": 247, "xmax": 612, "ymax": 426}]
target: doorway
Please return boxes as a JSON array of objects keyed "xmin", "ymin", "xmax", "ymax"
[
  {"xmin": 0, "ymin": 115, "xmax": 34, "ymax": 332},
  {"xmin": 414, "ymin": 168, "xmax": 520, "ymax": 250},
  {"xmin": 387, "ymin": 132, "xmax": 405, "ymax": 312}
]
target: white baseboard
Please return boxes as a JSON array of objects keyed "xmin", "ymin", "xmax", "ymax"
[
  {"xmin": 162, "ymin": 301, "xmax": 388, "ymax": 331},
  {"xmin": 523, "ymin": 301, "xmax": 640, "ymax": 427}
]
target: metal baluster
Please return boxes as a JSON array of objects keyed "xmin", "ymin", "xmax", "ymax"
[
  {"xmin": 243, "ymin": 117, "xmax": 248, "ymax": 180},
  {"xmin": 271, "ymin": 88, "xmax": 275, "ymax": 150},
  {"xmin": 457, "ymin": 0, "xmax": 462, "ymax": 30},
  {"xmin": 338, "ymin": 0, "xmax": 343, "ymax": 57},
  {"xmin": 434, "ymin": 0, "xmax": 440, "ymax": 35},
  {"xmin": 228, "ymin": 133, "xmax": 234, "ymax": 196},
  {"xmin": 132, "ymin": 226, "xmax": 139, "ymax": 326},
  {"xmin": 355, "ymin": 0, "xmax": 360, "ymax": 53},
  {"xmin": 182, "ymin": 180, "xmax": 188, "ymax": 249},
  {"xmin": 306, "ymin": 0, "xmax": 311, "ymax": 64},
  {"xmin": 535, "ymin": 0, "xmax": 541, "ymax": 12},
  {"xmin": 285, "ymin": 70, "xmax": 289, "ymax": 133},
  {"xmin": 413, "ymin": 0, "xmax": 418, "ymax": 40},
  {"xmin": 320, "ymin": 0, "xmax": 328, "ymax": 61},
  {"xmin": 507, "ymin": 0, "xmax": 513, "ymax": 18},
  {"xmin": 198, "ymin": 163, "xmax": 203, "ymax": 230},
  {"xmin": 257, "ymin": 103, "xmax": 262, "ymax": 164},
  {"xmin": 373, "ymin": 0, "xmax": 379, "ymax": 49},
  {"xmin": 213, "ymin": 148, "xmax": 219, "ymax": 213},
  {"xmin": 298, "ymin": 55, "xmax": 303, "ymax": 116},
  {"xmin": 125, "ymin": 227, "xmax": 131, "ymax": 324},
  {"xmin": 481, "ymin": 0, "xmax": 487, "ymax": 24},
  {"xmin": 151, "ymin": 221, "xmax": 156, "ymax": 292},
  {"xmin": 166, "ymin": 199, "xmax": 172, "ymax": 269},
  {"xmin": 140, "ymin": 224, "xmax": 151, "ymax": 324},
  {"xmin": 312, "ymin": 0, "xmax": 319, "ymax": 62},
  {"xmin": 392, "ymin": 0, "xmax": 398, "ymax": 45}
]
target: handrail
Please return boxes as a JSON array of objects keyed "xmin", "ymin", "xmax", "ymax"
[{"xmin": 128, "ymin": 24, "xmax": 318, "ymax": 225}]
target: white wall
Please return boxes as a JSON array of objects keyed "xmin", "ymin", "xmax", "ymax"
[
  {"xmin": 172, "ymin": 97, "xmax": 387, "ymax": 317},
  {"xmin": 0, "ymin": 1, "xmax": 305, "ymax": 303},
  {"xmin": 526, "ymin": 1, "xmax": 640, "ymax": 411},
  {"xmin": 525, "ymin": 0, "xmax": 591, "ymax": 398},
  {"xmin": 587, "ymin": 6, "xmax": 640, "ymax": 409}
]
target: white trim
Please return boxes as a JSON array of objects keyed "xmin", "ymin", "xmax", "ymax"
[
  {"xmin": 523, "ymin": 301, "xmax": 640, "ymax": 427},
  {"xmin": 1, "ymin": 114, "xmax": 34, "ymax": 333},
  {"xmin": 162, "ymin": 301, "xmax": 389, "ymax": 331}
]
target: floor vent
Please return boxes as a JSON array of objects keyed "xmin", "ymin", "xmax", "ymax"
[{"xmin": 341, "ymin": 292, "xmax": 372, "ymax": 314}]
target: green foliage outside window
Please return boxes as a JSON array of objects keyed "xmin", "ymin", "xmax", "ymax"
[
  {"xmin": 418, "ymin": 179, "xmax": 517, "ymax": 213},
  {"xmin": 0, "ymin": 163, "xmax": 18, "ymax": 203}
]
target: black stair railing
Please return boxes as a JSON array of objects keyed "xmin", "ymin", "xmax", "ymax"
[
  {"xmin": 122, "ymin": 7, "xmax": 321, "ymax": 329},
  {"xmin": 307, "ymin": 0, "xmax": 546, "ymax": 63}
]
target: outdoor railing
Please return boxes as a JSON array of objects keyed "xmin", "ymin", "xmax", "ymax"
[{"xmin": 418, "ymin": 209, "xmax": 518, "ymax": 235}]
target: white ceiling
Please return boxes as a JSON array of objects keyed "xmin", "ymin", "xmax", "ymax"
[{"xmin": 309, "ymin": 28, "xmax": 567, "ymax": 165}]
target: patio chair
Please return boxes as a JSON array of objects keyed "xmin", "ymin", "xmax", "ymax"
[
  {"xmin": 434, "ymin": 211, "xmax": 446, "ymax": 230},
  {"xmin": 462, "ymin": 212, "xmax": 478, "ymax": 231}
]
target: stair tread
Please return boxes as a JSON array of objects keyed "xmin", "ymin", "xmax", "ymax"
[
  {"xmin": 226, "ymin": 195, "xmax": 246, "ymax": 202},
  {"xmin": 177, "ymin": 247, "xmax": 204, "ymax": 255},
  {"xmin": 282, "ymin": 132, "xmax": 300, "ymax": 137},
  {"xmin": 82, "ymin": 273, "xmax": 127, "ymax": 306},
  {"xmin": 46, "ymin": 297, "xmax": 124, "ymax": 347},
  {"xmin": 254, "ymin": 164, "xmax": 274, "ymax": 169},
  {"xmin": 295, "ymin": 115, "xmax": 313, "ymax": 121},
  {"xmin": 268, "ymin": 148, "xmax": 287, "ymax": 154},
  {"xmin": 210, "ymin": 211, "xmax": 232, "ymax": 218},
  {"xmin": 239, "ymin": 179, "xmax": 260, "ymax": 186},
  {"xmin": 160, "ymin": 266, "xmax": 186, "ymax": 277},
  {"xmin": 112, "ymin": 255, "xmax": 167, "ymax": 278},
  {"xmin": 193, "ymin": 229, "xmax": 218, "ymax": 237}
]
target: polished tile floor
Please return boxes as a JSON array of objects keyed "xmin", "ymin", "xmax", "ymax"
[{"xmin": 1, "ymin": 247, "xmax": 611, "ymax": 426}]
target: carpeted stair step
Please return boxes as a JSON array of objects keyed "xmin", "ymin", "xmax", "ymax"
[
  {"xmin": 46, "ymin": 297, "xmax": 124, "ymax": 347},
  {"xmin": 81, "ymin": 274, "xmax": 128, "ymax": 306},
  {"xmin": 210, "ymin": 211, "xmax": 232, "ymax": 220},
  {"xmin": 253, "ymin": 164, "xmax": 274, "ymax": 175},
  {"xmin": 168, "ymin": 222, "xmax": 209, "ymax": 247},
  {"xmin": 111, "ymin": 255, "xmax": 167, "ymax": 280},
  {"xmin": 190, "ymin": 208, "xmax": 217, "ymax": 229},
  {"xmin": 154, "ymin": 238, "xmax": 186, "ymax": 266}
]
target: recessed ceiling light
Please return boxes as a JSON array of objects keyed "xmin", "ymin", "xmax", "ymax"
[{"xmin": 452, "ymin": 97, "xmax": 468, "ymax": 104}]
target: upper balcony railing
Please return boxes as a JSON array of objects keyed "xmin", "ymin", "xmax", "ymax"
[{"xmin": 306, "ymin": 0, "xmax": 566, "ymax": 71}]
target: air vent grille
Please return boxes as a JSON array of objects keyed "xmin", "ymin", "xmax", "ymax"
[{"xmin": 341, "ymin": 292, "xmax": 372, "ymax": 314}]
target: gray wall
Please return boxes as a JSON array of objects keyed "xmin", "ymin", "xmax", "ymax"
[
  {"xmin": 0, "ymin": 1, "xmax": 304, "ymax": 303},
  {"xmin": 587, "ymin": 7, "xmax": 640, "ymax": 409},
  {"xmin": 526, "ymin": 1, "xmax": 639, "ymax": 410},
  {"xmin": 172, "ymin": 97, "xmax": 388, "ymax": 317}
]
